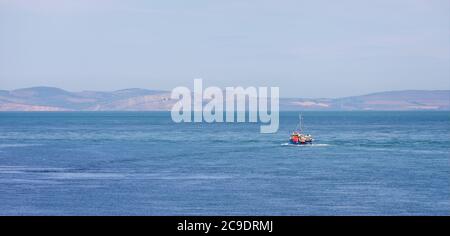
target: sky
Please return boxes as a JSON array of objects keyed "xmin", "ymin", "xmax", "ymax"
[{"xmin": 0, "ymin": 0, "xmax": 449, "ymax": 98}]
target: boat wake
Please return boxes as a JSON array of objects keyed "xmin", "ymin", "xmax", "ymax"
[{"xmin": 281, "ymin": 143, "xmax": 330, "ymax": 147}]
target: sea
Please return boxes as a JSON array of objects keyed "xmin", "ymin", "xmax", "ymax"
[{"xmin": 0, "ymin": 111, "xmax": 448, "ymax": 215}]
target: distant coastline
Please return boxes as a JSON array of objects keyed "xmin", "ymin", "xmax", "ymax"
[{"xmin": 0, "ymin": 87, "xmax": 449, "ymax": 111}]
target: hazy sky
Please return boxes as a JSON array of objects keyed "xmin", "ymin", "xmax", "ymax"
[{"xmin": 0, "ymin": 0, "xmax": 449, "ymax": 97}]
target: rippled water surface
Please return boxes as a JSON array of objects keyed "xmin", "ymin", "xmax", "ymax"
[{"xmin": 0, "ymin": 111, "xmax": 449, "ymax": 215}]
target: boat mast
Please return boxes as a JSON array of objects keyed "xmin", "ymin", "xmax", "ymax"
[{"xmin": 299, "ymin": 114, "xmax": 304, "ymax": 132}]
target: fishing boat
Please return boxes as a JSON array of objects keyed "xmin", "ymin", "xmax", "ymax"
[{"xmin": 289, "ymin": 114, "xmax": 313, "ymax": 144}]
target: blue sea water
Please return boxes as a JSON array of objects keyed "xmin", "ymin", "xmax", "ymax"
[{"xmin": 0, "ymin": 111, "xmax": 448, "ymax": 215}]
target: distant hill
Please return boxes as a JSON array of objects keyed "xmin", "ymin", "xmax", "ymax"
[
  {"xmin": 0, "ymin": 87, "xmax": 171, "ymax": 111},
  {"xmin": 0, "ymin": 87, "xmax": 448, "ymax": 111},
  {"xmin": 281, "ymin": 90, "xmax": 450, "ymax": 111}
]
